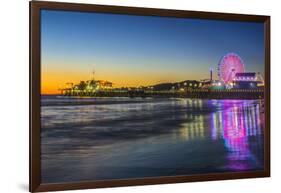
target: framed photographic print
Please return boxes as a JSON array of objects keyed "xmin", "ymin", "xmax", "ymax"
[{"xmin": 30, "ymin": 1, "xmax": 270, "ymax": 192}]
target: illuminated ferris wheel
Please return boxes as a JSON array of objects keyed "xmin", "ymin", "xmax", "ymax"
[{"xmin": 218, "ymin": 53, "xmax": 245, "ymax": 84}]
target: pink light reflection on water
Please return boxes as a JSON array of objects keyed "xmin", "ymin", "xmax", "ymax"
[{"xmin": 211, "ymin": 100, "xmax": 263, "ymax": 171}]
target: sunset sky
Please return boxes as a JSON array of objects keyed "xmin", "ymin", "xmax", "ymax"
[{"xmin": 41, "ymin": 9, "xmax": 265, "ymax": 94}]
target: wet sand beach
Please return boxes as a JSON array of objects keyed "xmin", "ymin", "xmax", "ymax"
[{"xmin": 41, "ymin": 96, "xmax": 264, "ymax": 183}]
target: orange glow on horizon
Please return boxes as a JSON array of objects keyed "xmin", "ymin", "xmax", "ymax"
[{"xmin": 41, "ymin": 62, "xmax": 206, "ymax": 95}]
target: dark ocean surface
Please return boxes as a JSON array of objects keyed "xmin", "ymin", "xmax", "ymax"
[{"xmin": 41, "ymin": 96, "xmax": 264, "ymax": 183}]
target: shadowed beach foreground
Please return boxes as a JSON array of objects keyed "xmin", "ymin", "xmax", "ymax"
[{"xmin": 41, "ymin": 96, "xmax": 264, "ymax": 183}]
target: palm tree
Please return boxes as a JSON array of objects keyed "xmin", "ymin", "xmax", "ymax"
[{"xmin": 78, "ymin": 81, "xmax": 87, "ymax": 91}]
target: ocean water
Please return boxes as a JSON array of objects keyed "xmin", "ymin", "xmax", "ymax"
[{"xmin": 41, "ymin": 96, "xmax": 264, "ymax": 183}]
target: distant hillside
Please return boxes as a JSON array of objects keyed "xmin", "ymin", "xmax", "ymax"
[{"xmin": 145, "ymin": 80, "xmax": 200, "ymax": 91}]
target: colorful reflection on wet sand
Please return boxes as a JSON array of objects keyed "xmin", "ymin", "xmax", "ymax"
[{"xmin": 41, "ymin": 97, "xmax": 264, "ymax": 183}]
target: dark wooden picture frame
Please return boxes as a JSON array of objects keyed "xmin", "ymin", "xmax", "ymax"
[{"xmin": 30, "ymin": 1, "xmax": 270, "ymax": 192}]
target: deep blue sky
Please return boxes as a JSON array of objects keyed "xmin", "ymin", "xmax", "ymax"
[{"xmin": 41, "ymin": 9, "xmax": 264, "ymax": 92}]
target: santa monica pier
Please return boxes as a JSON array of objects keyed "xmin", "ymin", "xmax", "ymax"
[{"xmin": 60, "ymin": 53, "xmax": 264, "ymax": 99}]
